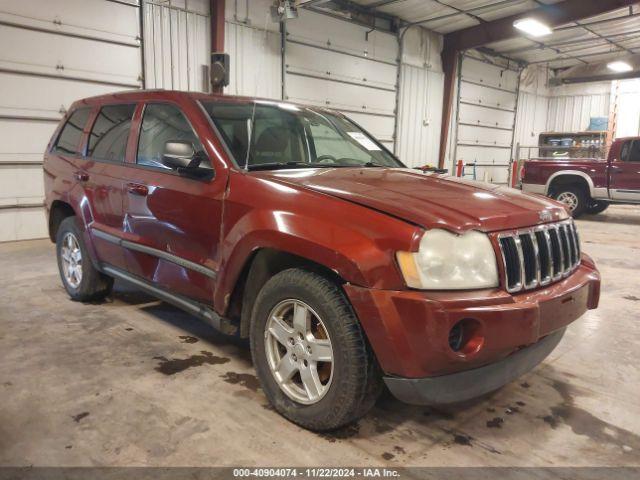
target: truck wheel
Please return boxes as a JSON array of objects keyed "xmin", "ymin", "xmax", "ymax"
[
  {"xmin": 586, "ymin": 201, "xmax": 609, "ymax": 215},
  {"xmin": 56, "ymin": 216, "xmax": 113, "ymax": 301},
  {"xmin": 250, "ymin": 268, "xmax": 382, "ymax": 431},
  {"xmin": 552, "ymin": 185, "xmax": 587, "ymax": 217}
]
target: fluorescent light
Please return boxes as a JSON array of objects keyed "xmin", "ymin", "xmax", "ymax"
[
  {"xmin": 607, "ymin": 61, "xmax": 633, "ymax": 73},
  {"xmin": 513, "ymin": 18, "xmax": 552, "ymax": 37}
]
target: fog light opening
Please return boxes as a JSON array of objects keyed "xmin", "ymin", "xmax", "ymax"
[{"xmin": 448, "ymin": 318, "xmax": 484, "ymax": 355}]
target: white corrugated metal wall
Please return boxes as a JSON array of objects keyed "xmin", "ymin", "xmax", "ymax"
[
  {"xmin": 0, "ymin": 0, "xmax": 143, "ymax": 242},
  {"xmin": 142, "ymin": 0, "xmax": 210, "ymax": 91},
  {"xmin": 395, "ymin": 27, "xmax": 444, "ymax": 168},
  {"xmin": 223, "ymin": 0, "xmax": 282, "ymax": 99},
  {"xmin": 514, "ymin": 66, "xmax": 550, "ymax": 151},
  {"xmin": 545, "ymin": 82, "xmax": 611, "ymax": 133},
  {"xmin": 615, "ymin": 79, "xmax": 640, "ymax": 138}
]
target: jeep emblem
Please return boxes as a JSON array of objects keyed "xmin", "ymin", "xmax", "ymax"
[{"xmin": 539, "ymin": 210, "xmax": 553, "ymax": 223}]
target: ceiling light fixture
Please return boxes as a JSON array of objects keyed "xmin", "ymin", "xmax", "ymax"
[
  {"xmin": 513, "ymin": 18, "xmax": 552, "ymax": 37},
  {"xmin": 607, "ymin": 61, "xmax": 633, "ymax": 73}
]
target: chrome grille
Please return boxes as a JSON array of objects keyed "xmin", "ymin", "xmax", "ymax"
[{"xmin": 498, "ymin": 220, "xmax": 581, "ymax": 293}]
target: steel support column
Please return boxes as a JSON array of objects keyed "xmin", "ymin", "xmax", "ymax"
[
  {"xmin": 437, "ymin": 49, "xmax": 458, "ymax": 169},
  {"xmin": 210, "ymin": 0, "xmax": 225, "ymax": 93}
]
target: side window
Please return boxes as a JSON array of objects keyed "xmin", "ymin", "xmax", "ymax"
[
  {"xmin": 54, "ymin": 108, "xmax": 91, "ymax": 155},
  {"xmin": 88, "ymin": 104, "xmax": 136, "ymax": 163},
  {"xmin": 628, "ymin": 140, "xmax": 640, "ymax": 162},
  {"xmin": 136, "ymin": 103, "xmax": 210, "ymax": 170},
  {"xmin": 620, "ymin": 141, "xmax": 631, "ymax": 162}
]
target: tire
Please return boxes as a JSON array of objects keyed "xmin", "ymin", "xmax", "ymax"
[
  {"xmin": 250, "ymin": 268, "xmax": 382, "ymax": 431},
  {"xmin": 552, "ymin": 185, "xmax": 587, "ymax": 217},
  {"xmin": 586, "ymin": 201, "xmax": 609, "ymax": 215},
  {"xmin": 56, "ymin": 216, "xmax": 113, "ymax": 301}
]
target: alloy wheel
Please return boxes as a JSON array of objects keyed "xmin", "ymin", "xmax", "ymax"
[
  {"xmin": 61, "ymin": 232, "xmax": 83, "ymax": 288},
  {"xmin": 557, "ymin": 191, "xmax": 578, "ymax": 212},
  {"xmin": 264, "ymin": 299, "xmax": 334, "ymax": 405}
]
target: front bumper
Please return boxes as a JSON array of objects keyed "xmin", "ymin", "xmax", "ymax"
[
  {"xmin": 384, "ymin": 328, "xmax": 565, "ymax": 405},
  {"xmin": 343, "ymin": 255, "xmax": 600, "ymax": 381}
]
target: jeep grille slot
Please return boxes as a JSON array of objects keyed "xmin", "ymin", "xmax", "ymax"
[
  {"xmin": 499, "ymin": 237, "xmax": 522, "ymax": 291},
  {"xmin": 498, "ymin": 220, "xmax": 581, "ymax": 293}
]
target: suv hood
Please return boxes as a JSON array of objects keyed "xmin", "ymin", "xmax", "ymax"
[{"xmin": 256, "ymin": 168, "xmax": 568, "ymax": 232}]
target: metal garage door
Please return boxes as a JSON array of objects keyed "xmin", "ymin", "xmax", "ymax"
[
  {"xmin": 284, "ymin": 10, "xmax": 398, "ymax": 150},
  {"xmin": 0, "ymin": 0, "xmax": 142, "ymax": 242},
  {"xmin": 454, "ymin": 54, "xmax": 520, "ymax": 185}
]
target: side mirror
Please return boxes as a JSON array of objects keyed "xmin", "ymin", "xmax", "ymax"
[{"xmin": 162, "ymin": 140, "xmax": 200, "ymax": 170}]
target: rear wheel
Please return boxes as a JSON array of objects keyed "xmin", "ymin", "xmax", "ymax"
[
  {"xmin": 552, "ymin": 185, "xmax": 587, "ymax": 217},
  {"xmin": 586, "ymin": 201, "xmax": 609, "ymax": 215},
  {"xmin": 250, "ymin": 268, "xmax": 382, "ymax": 431},
  {"xmin": 56, "ymin": 216, "xmax": 113, "ymax": 301}
]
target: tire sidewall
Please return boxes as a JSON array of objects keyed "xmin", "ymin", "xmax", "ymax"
[{"xmin": 250, "ymin": 273, "xmax": 362, "ymax": 427}]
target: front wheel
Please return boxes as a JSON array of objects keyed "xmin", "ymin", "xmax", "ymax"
[
  {"xmin": 56, "ymin": 216, "xmax": 113, "ymax": 301},
  {"xmin": 552, "ymin": 185, "xmax": 587, "ymax": 217},
  {"xmin": 250, "ymin": 269, "xmax": 382, "ymax": 431}
]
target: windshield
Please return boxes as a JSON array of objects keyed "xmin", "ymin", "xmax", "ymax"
[{"xmin": 200, "ymin": 100, "xmax": 404, "ymax": 170}]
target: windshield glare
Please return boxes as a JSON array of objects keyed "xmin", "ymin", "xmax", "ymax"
[{"xmin": 200, "ymin": 101, "xmax": 404, "ymax": 170}]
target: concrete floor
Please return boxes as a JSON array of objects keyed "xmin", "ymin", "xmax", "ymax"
[{"xmin": 1, "ymin": 205, "xmax": 639, "ymax": 467}]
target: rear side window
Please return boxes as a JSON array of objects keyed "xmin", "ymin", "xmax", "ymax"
[
  {"xmin": 88, "ymin": 104, "xmax": 136, "ymax": 163},
  {"xmin": 54, "ymin": 108, "xmax": 91, "ymax": 155},
  {"xmin": 137, "ymin": 103, "xmax": 209, "ymax": 170}
]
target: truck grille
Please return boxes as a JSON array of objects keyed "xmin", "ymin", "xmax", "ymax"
[{"xmin": 498, "ymin": 220, "xmax": 581, "ymax": 293}]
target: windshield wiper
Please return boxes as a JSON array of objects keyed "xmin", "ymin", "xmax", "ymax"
[
  {"xmin": 362, "ymin": 161, "xmax": 385, "ymax": 168},
  {"xmin": 247, "ymin": 161, "xmax": 314, "ymax": 171}
]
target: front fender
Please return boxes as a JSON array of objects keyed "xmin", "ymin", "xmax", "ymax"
[{"xmin": 213, "ymin": 174, "xmax": 419, "ymax": 313}]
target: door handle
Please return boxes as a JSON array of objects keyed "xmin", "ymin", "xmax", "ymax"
[
  {"xmin": 127, "ymin": 182, "xmax": 149, "ymax": 196},
  {"xmin": 74, "ymin": 171, "xmax": 89, "ymax": 182}
]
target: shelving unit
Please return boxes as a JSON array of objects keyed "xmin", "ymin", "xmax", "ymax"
[{"xmin": 537, "ymin": 131, "xmax": 608, "ymax": 160}]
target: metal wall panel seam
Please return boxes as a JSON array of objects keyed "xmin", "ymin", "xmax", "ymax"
[
  {"xmin": 0, "ymin": 67, "xmax": 140, "ymax": 88},
  {"xmin": 0, "ymin": 20, "xmax": 140, "ymax": 48}
]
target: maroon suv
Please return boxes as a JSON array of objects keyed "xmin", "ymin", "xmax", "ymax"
[{"xmin": 44, "ymin": 90, "xmax": 601, "ymax": 431}]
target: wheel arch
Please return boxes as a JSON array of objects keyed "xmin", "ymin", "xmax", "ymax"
[
  {"xmin": 546, "ymin": 171, "xmax": 594, "ymax": 197},
  {"xmin": 48, "ymin": 200, "xmax": 77, "ymax": 242},
  {"xmin": 226, "ymin": 247, "xmax": 347, "ymax": 339}
]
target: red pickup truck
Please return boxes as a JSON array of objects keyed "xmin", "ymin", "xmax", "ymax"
[
  {"xmin": 44, "ymin": 90, "xmax": 600, "ymax": 431},
  {"xmin": 521, "ymin": 137, "xmax": 640, "ymax": 216}
]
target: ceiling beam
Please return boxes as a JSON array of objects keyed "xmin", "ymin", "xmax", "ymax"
[
  {"xmin": 549, "ymin": 53, "xmax": 640, "ymax": 84},
  {"xmin": 437, "ymin": 0, "xmax": 636, "ymax": 169},
  {"xmin": 443, "ymin": 0, "xmax": 638, "ymax": 53}
]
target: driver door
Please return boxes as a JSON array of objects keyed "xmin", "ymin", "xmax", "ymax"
[
  {"xmin": 121, "ymin": 102, "xmax": 226, "ymax": 306},
  {"xmin": 610, "ymin": 139, "xmax": 640, "ymax": 202}
]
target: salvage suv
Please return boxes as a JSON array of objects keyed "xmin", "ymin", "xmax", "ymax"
[{"xmin": 44, "ymin": 91, "xmax": 601, "ymax": 431}]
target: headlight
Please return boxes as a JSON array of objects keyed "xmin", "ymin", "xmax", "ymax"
[{"xmin": 396, "ymin": 229, "xmax": 499, "ymax": 290}]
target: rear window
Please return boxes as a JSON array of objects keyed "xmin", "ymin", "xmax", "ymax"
[
  {"xmin": 54, "ymin": 108, "xmax": 91, "ymax": 155},
  {"xmin": 88, "ymin": 104, "xmax": 136, "ymax": 163}
]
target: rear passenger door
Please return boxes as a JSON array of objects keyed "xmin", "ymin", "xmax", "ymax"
[
  {"xmin": 121, "ymin": 102, "xmax": 226, "ymax": 306},
  {"xmin": 81, "ymin": 103, "xmax": 137, "ymax": 271}
]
